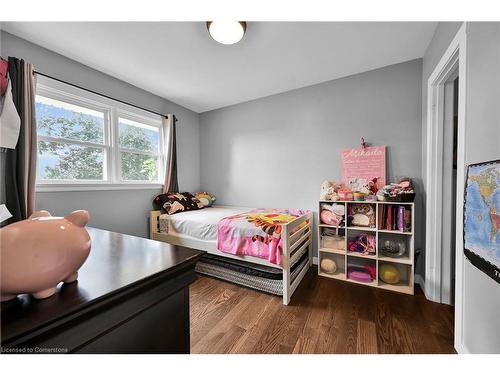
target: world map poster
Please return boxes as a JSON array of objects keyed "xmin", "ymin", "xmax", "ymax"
[{"xmin": 464, "ymin": 160, "xmax": 500, "ymax": 284}]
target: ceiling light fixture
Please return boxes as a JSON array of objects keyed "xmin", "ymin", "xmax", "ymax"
[{"xmin": 206, "ymin": 21, "xmax": 247, "ymax": 45}]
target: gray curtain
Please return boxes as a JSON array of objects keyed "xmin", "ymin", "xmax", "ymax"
[
  {"xmin": 162, "ymin": 114, "xmax": 178, "ymax": 193},
  {"xmin": 4, "ymin": 57, "xmax": 37, "ymax": 223}
]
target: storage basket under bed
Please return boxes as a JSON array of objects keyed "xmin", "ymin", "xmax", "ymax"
[{"xmin": 195, "ymin": 249, "xmax": 310, "ymax": 296}]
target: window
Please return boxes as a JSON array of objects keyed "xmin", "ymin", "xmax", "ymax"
[
  {"xmin": 35, "ymin": 77, "xmax": 164, "ymax": 190},
  {"xmin": 118, "ymin": 117, "xmax": 160, "ymax": 181}
]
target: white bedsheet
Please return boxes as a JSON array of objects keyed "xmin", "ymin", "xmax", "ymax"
[{"xmin": 161, "ymin": 205, "xmax": 250, "ymax": 241}]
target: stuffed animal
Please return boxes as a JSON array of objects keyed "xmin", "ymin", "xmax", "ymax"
[
  {"xmin": 348, "ymin": 203, "xmax": 376, "ymax": 227},
  {"xmin": 368, "ymin": 177, "xmax": 379, "ymax": 194},
  {"xmin": 348, "ymin": 178, "xmax": 371, "ymax": 195},
  {"xmin": 320, "ymin": 203, "xmax": 345, "ymax": 226},
  {"xmin": 319, "ymin": 180, "xmax": 341, "ymax": 201},
  {"xmin": 194, "ymin": 192, "xmax": 216, "ymax": 207}
]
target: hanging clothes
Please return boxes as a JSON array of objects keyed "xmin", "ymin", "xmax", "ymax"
[
  {"xmin": 0, "ymin": 76, "xmax": 21, "ymax": 149},
  {"xmin": 0, "ymin": 58, "xmax": 8, "ymax": 97}
]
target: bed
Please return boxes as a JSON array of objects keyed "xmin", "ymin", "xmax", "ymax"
[{"xmin": 150, "ymin": 205, "xmax": 313, "ymax": 305}]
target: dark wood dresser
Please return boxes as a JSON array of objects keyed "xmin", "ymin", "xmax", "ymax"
[{"xmin": 1, "ymin": 228, "xmax": 203, "ymax": 354}]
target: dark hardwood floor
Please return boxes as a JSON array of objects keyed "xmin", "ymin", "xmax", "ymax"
[{"xmin": 189, "ymin": 268, "xmax": 455, "ymax": 354}]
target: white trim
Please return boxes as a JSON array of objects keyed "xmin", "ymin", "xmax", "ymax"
[
  {"xmin": 35, "ymin": 76, "xmax": 165, "ymax": 187},
  {"xmin": 36, "ymin": 183, "xmax": 163, "ymax": 192},
  {"xmin": 424, "ymin": 22, "xmax": 467, "ymax": 354},
  {"xmin": 414, "ymin": 274, "xmax": 425, "ymax": 292},
  {"xmin": 453, "ymin": 23, "xmax": 468, "ymax": 355}
]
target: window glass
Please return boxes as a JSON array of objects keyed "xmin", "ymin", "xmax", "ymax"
[
  {"xmin": 120, "ymin": 152, "xmax": 158, "ymax": 181},
  {"xmin": 36, "ymin": 95, "xmax": 104, "ymax": 144},
  {"xmin": 118, "ymin": 117, "xmax": 159, "ymax": 153},
  {"xmin": 38, "ymin": 141, "xmax": 104, "ymax": 180}
]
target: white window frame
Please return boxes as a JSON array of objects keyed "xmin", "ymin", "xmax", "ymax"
[{"xmin": 35, "ymin": 76, "xmax": 164, "ymax": 192}]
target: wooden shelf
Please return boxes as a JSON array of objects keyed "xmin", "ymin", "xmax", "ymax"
[
  {"xmin": 377, "ymin": 280, "xmax": 413, "ymax": 294},
  {"xmin": 378, "ymin": 229, "xmax": 413, "ymax": 235},
  {"xmin": 319, "ymin": 224, "xmax": 345, "ymax": 229},
  {"xmin": 319, "ymin": 247, "xmax": 345, "ymax": 255},
  {"xmin": 346, "ymin": 277, "xmax": 378, "ymax": 287},
  {"xmin": 346, "ymin": 226, "xmax": 377, "ymax": 232},
  {"xmin": 347, "ymin": 252, "xmax": 377, "ymax": 260},
  {"xmin": 377, "ymin": 201, "xmax": 414, "ymax": 205},
  {"xmin": 317, "ymin": 200, "xmax": 415, "ymax": 295},
  {"xmin": 319, "ymin": 271, "xmax": 346, "ymax": 280},
  {"xmin": 378, "ymin": 255, "xmax": 412, "ymax": 264}
]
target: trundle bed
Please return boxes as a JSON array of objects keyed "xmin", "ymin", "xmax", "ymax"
[{"xmin": 150, "ymin": 206, "xmax": 313, "ymax": 305}]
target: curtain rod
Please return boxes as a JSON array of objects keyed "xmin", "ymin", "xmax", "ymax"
[{"xmin": 33, "ymin": 70, "xmax": 177, "ymax": 122}]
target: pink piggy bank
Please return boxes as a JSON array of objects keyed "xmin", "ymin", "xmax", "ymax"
[{"xmin": 0, "ymin": 210, "xmax": 91, "ymax": 301}]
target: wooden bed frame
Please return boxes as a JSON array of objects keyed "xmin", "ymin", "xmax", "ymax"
[{"xmin": 150, "ymin": 209, "xmax": 313, "ymax": 305}]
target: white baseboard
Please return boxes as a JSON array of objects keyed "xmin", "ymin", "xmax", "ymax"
[
  {"xmin": 415, "ymin": 274, "xmax": 425, "ymax": 290},
  {"xmin": 454, "ymin": 340, "xmax": 470, "ymax": 354}
]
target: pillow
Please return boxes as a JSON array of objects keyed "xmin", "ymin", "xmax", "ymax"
[
  {"xmin": 194, "ymin": 191, "xmax": 216, "ymax": 207},
  {"xmin": 152, "ymin": 192, "xmax": 204, "ymax": 215}
]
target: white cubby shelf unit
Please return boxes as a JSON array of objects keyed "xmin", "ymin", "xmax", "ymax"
[{"xmin": 317, "ymin": 200, "xmax": 415, "ymax": 295}]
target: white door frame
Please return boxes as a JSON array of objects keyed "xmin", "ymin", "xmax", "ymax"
[{"xmin": 424, "ymin": 23, "xmax": 467, "ymax": 352}]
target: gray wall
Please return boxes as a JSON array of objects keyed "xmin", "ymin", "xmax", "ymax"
[
  {"xmin": 418, "ymin": 22, "xmax": 463, "ymax": 277},
  {"xmin": 0, "ymin": 31, "xmax": 201, "ymax": 237},
  {"xmin": 461, "ymin": 22, "xmax": 500, "ymax": 353},
  {"xmin": 200, "ymin": 59, "xmax": 423, "ymax": 258}
]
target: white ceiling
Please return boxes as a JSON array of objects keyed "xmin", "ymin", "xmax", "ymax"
[{"xmin": 2, "ymin": 22, "xmax": 437, "ymax": 113}]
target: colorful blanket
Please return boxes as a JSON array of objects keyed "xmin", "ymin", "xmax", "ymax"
[{"xmin": 216, "ymin": 208, "xmax": 309, "ymax": 265}]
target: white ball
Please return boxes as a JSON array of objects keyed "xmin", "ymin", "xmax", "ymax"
[{"xmin": 320, "ymin": 258, "xmax": 337, "ymax": 274}]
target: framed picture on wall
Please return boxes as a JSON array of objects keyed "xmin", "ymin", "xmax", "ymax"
[{"xmin": 463, "ymin": 159, "xmax": 500, "ymax": 284}]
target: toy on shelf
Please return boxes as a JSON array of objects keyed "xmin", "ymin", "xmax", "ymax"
[
  {"xmin": 320, "ymin": 203, "xmax": 345, "ymax": 226},
  {"xmin": 348, "ymin": 264, "xmax": 376, "ymax": 283},
  {"xmin": 379, "ymin": 263, "xmax": 401, "ymax": 284},
  {"xmin": 380, "ymin": 238, "xmax": 407, "ymax": 258},
  {"xmin": 319, "ymin": 180, "xmax": 342, "ymax": 201},
  {"xmin": 348, "ymin": 234, "xmax": 376, "ymax": 255},
  {"xmin": 322, "ymin": 236, "xmax": 345, "ymax": 250},
  {"xmin": 321, "ymin": 227, "xmax": 345, "ymax": 250},
  {"xmin": 377, "ymin": 177, "xmax": 415, "ymax": 202},
  {"xmin": 320, "ymin": 257, "xmax": 338, "ymax": 274},
  {"xmin": 338, "ymin": 188, "xmax": 353, "ymax": 201},
  {"xmin": 365, "ymin": 177, "xmax": 379, "ymax": 200},
  {"xmin": 348, "ymin": 177, "xmax": 371, "ymax": 195},
  {"xmin": 353, "ymin": 192, "xmax": 365, "ymax": 201},
  {"xmin": 348, "ymin": 203, "xmax": 376, "ymax": 227}
]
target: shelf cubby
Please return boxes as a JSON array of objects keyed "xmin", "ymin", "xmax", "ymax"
[
  {"xmin": 378, "ymin": 261, "xmax": 413, "ymax": 294},
  {"xmin": 377, "ymin": 231, "xmax": 411, "ymax": 261},
  {"xmin": 346, "ymin": 256, "xmax": 377, "ymax": 285},
  {"xmin": 318, "ymin": 251, "xmax": 346, "ymax": 280}
]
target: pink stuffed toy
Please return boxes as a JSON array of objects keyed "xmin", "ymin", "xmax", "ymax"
[{"xmin": 320, "ymin": 210, "xmax": 342, "ymax": 226}]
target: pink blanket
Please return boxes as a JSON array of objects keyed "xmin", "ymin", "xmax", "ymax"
[{"xmin": 216, "ymin": 208, "xmax": 309, "ymax": 265}]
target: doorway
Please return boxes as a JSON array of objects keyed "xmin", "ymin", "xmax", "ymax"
[
  {"xmin": 424, "ymin": 23, "xmax": 467, "ymax": 353},
  {"xmin": 441, "ymin": 75, "xmax": 459, "ymax": 305}
]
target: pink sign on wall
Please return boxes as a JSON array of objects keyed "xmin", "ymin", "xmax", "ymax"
[{"xmin": 341, "ymin": 146, "xmax": 386, "ymax": 189}]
